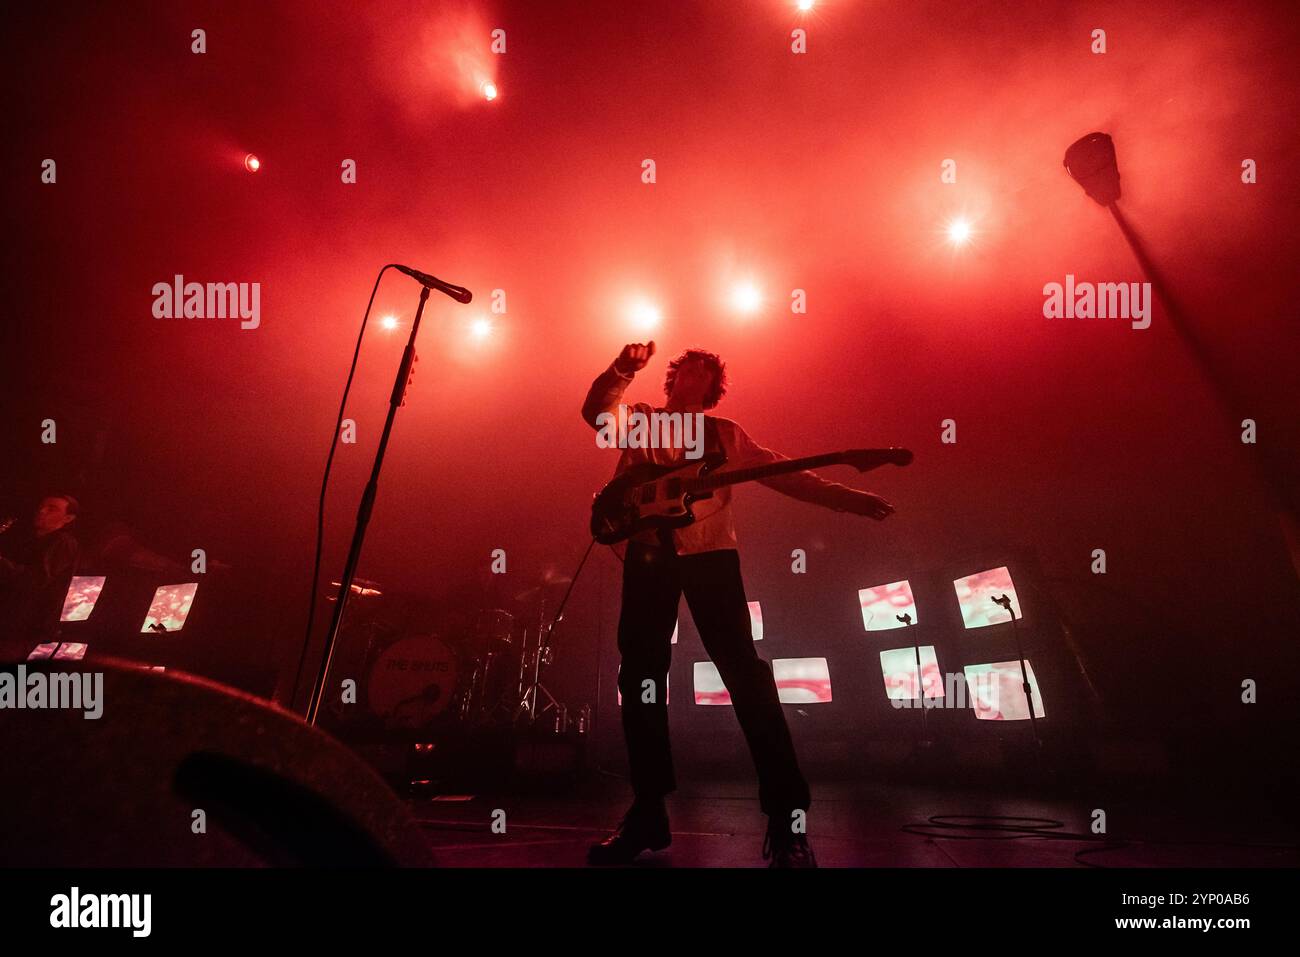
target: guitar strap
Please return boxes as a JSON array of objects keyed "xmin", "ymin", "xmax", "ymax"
[
  {"xmin": 702, "ymin": 414, "xmax": 724, "ymax": 460},
  {"xmin": 655, "ymin": 415, "xmax": 724, "ymax": 553}
]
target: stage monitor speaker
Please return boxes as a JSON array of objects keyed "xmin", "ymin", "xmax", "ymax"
[{"xmin": 0, "ymin": 658, "xmax": 434, "ymax": 867}]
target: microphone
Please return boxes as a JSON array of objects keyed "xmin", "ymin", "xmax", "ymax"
[{"xmin": 393, "ymin": 265, "xmax": 473, "ymax": 303}]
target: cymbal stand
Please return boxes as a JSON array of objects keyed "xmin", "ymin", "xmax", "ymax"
[{"xmin": 516, "ymin": 537, "xmax": 596, "ymax": 726}]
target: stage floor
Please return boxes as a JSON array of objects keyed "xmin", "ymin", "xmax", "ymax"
[{"xmin": 406, "ymin": 774, "xmax": 1299, "ymax": 868}]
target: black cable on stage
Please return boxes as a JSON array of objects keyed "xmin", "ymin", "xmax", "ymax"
[
  {"xmin": 900, "ymin": 813, "xmax": 1298, "ymax": 868},
  {"xmin": 902, "ymin": 814, "xmax": 1071, "ymax": 840},
  {"xmin": 289, "ymin": 265, "xmax": 395, "ymax": 712},
  {"xmin": 1070, "ymin": 836, "xmax": 1298, "ymax": 868}
]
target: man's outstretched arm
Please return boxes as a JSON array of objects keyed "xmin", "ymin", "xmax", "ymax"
[
  {"xmin": 727, "ymin": 422, "xmax": 895, "ymax": 520},
  {"xmin": 580, "ymin": 341, "xmax": 656, "ymax": 430}
]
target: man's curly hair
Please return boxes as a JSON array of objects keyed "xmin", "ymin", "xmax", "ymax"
[{"xmin": 664, "ymin": 348, "xmax": 728, "ymax": 410}]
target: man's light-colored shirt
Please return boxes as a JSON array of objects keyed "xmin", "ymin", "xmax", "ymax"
[{"xmin": 582, "ymin": 364, "xmax": 865, "ymax": 555}]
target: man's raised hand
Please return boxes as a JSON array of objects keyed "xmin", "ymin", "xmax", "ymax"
[{"xmin": 614, "ymin": 341, "xmax": 656, "ymax": 376}]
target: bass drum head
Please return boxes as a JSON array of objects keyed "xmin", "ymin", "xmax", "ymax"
[{"xmin": 367, "ymin": 635, "xmax": 459, "ymax": 729}]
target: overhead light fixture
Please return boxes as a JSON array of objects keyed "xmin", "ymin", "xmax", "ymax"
[{"xmin": 1064, "ymin": 132, "xmax": 1120, "ymax": 206}]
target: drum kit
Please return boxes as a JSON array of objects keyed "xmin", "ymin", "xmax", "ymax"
[{"xmin": 321, "ymin": 574, "xmax": 578, "ymax": 737}]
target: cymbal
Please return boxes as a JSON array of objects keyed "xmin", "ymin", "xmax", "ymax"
[
  {"xmin": 328, "ymin": 578, "xmax": 383, "ymax": 597},
  {"xmin": 512, "ymin": 575, "xmax": 572, "ymax": 603}
]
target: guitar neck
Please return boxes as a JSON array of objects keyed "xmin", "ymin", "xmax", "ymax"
[{"xmin": 688, "ymin": 452, "xmax": 852, "ymax": 492}]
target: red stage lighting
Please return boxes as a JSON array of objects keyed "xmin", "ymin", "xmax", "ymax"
[
  {"xmin": 470, "ymin": 317, "xmax": 493, "ymax": 340},
  {"xmin": 946, "ymin": 217, "xmax": 972, "ymax": 245},
  {"xmin": 481, "ymin": 81, "xmax": 498, "ymax": 101},
  {"xmin": 380, "ymin": 315, "xmax": 399, "ymax": 331},
  {"xmin": 797, "ymin": 0, "xmax": 816, "ymax": 11},
  {"xmin": 628, "ymin": 299, "xmax": 662, "ymax": 332},
  {"xmin": 730, "ymin": 281, "xmax": 763, "ymax": 314},
  {"xmin": 243, "ymin": 153, "xmax": 261, "ymax": 173}
]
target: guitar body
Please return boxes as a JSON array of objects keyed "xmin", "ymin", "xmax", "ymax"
[
  {"xmin": 588, "ymin": 445, "xmax": 913, "ymax": 545},
  {"xmin": 590, "ymin": 453, "xmax": 727, "ymax": 545}
]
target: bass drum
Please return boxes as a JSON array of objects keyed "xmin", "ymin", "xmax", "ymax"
[{"xmin": 366, "ymin": 635, "xmax": 460, "ymax": 730}]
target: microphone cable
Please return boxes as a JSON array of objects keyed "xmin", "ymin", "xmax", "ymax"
[{"xmin": 289, "ymin": 264, "xmax": 396, "ymax": 712}]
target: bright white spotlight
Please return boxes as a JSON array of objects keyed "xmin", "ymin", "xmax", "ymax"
[
  {"xmin": 797, "ymin": 0, "xmax": 816, "ymax": 11},
  {"xmin": 243, "ymin": 153, "xmax": 261, "ymax": 173},
  {"xmin": 629, "ymin": 299, "xmax": 662, "ymax": 332},
  {"xmin": 947, "ymin": 218, "xmax": 972, "ymax": 245},
  {"xmin": 730, "ymin": 282, "xmax": 763, "ymax": 314},
  {"xmin": 481, "ymin": 81, "xmax": 498, "ymax": 101},
  {"xmin": 380, "ymin": 315, "xmax": 399, "ymax": 331},
  {"xmin": 470, "ymin": 317, "xmax": 493, "ymax": 340}
]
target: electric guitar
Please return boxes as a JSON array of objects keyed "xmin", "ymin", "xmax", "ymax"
[{"xmin": 590, "ymin": 447, "xmax": 913, "ymax": 544}]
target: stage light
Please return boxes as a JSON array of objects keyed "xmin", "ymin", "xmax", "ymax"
[
  {"xmin": 243, "ymin": 153, "xmax": 260, "ymax": 173},
  {"xmin": 481, "ymin": 81, "xmax": 498, "ymax": 101},
  {"xmin": 1064, "ymin": 132, "xmax": 1121, "ymax": 206},
  {"xmin": 946, "ymin": 217, "xmax": 972, "ymax": 245},
  {"xmin": 380, "ymin": 314, "xmax": 399, "ymax": 331},
  {"xmin": 629, "ymin": 299, "xmax": 662, "ymax": 332},
  {"xmin": 730, "ymin": 282, "xmax": 763, "ymax": 314},
  {"xmin": 797, "ymin": 0, "xmax": 815, "ymax": 10},
  {"xmin": 470, "ymin": 317, "xmax": 493, "ymax": 340}
]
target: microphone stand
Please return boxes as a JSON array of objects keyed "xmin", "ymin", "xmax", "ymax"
[
  {"xmin": 896, "ymin": 613, "xmax": 930, "ymax": 741},
  {"xmin": 306, "ymin": 283, "xmax": 437, "ymax": 726},
  {"xmin": 993, "ymin": 593, "xmax": 1042, "ymax": 748}
]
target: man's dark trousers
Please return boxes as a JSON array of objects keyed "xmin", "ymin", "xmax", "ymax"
[{"xmin": 616, "ymin": 539, "xmax": 810, "ymax": 819}]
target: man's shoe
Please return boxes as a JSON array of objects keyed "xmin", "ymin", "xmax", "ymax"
[
  {"xmin": 762, "ymin": 824, "xmax": 818, "ymax": 868},
  {"xmin": 587, "ymin": 804, "xmax": 671, "ymax": 866}
]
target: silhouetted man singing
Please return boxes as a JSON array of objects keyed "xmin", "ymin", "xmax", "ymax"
[{"xmin": 582, "ymin": 342, "xmax": 894, "ymax": 867}]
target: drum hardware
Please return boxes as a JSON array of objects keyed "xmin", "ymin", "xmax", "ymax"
[
  {"xmin": 516, "ymin": 595, "xmax": 565, "ymax": 725},
  {"xmin": 322, "ymin": 617, "xmax": 397, "ymax": 723},
  {"xmin": 461, "ymin": 647, "xmax": 520, "ymax": 727},
  {"xmin": 315, "ymin": 556, "xmax": 599, "ymax": 740},
  {"xmin": 515, "ymin": 540, "xmax": 597, "ymax": 727},
  {"xmin": 455, "ymin": 609, "xmax": 522, "ymax": 727},
  {"xmin": 327, "ymin": 578, "xmax": 384, "ymax": 599},
  {"xmin": 327, "ymin": 603, "xmax": 526, "ymax": 735},
  {"xmin": 457, "ymin": 657, "xmax": 485, "ymax": 724},
  {"xmin": 472, "ymin": 607, "xmax": 517, "ymax": 648},
  {"xmin": 317, "ymin": 576, "xmax": 392, "ymax": 726},
  {"xmin": 510, "ymin": 574, "xmax": 573, "ymax": 605}
]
